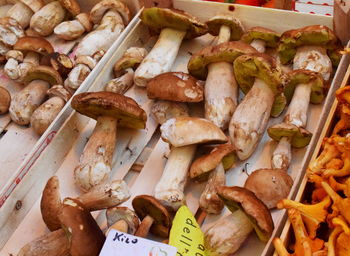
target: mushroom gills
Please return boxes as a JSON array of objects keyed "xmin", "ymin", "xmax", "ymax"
[
  {"xmin": 134, "ymin": 28, "xmax": 186, "ymax": 87},
  {"xmin": 154, "ymin": 144, "xmax": 197, "ymax": 211},
  {"xmin": 250, "ymin": 39, "xmax": 266, "ymax": 53},
  {"xmin": 229, "ymin": 78, "xmax": 274, "ymax": 160},
  {"xmin": 271, "ymin": 136, "xmax": 292, "ymax": 170}
]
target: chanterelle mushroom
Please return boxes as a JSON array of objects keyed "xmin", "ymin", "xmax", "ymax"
[
  {"xmin": 134, "ymin": 7, "xmax": 207, "ymax": 87},
  {"xmin": 0, "ymin": 86, "xmax": 10, "ymax": 114},
  {"xmin": 229, "ymin": 53, "xmax": 286, "ymax": 160},
  {"xmin": 71, "ymin": 91, "xmax": 147, "ymax": 191},
  {"xmin": 205, "ymin": 186, "xmax": 274, "ymax": 256},
  {"xmin": 7, "ymin": 0, "xmax": 44, "ymax": 29}
]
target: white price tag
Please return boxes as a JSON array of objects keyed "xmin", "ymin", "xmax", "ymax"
[{"xmin": 99, "ymin": 229, "xmax": 178, "ymax": 256}]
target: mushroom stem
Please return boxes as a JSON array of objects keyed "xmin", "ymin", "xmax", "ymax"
[
  {"xmin": 217, "ymin": 25, "xmax": 231, "ymax": 44},
  {"xmin": 284, "ymin": 82, "xmax": 312, "ymax": 128},
  {"xmin": 134, "ymin": 28, "xmax": 186, "ymax": 87},
  {"xmin": 74, "ymin": 115, "xmax": 118, "ymax": 192},
  {"xmin": 135, "ymin": 215, "xmax": 154, "ymax": 238},
  {"xmin": 105, "ymin": 68, "xmax": 134, "ymax": 94},
  {"xmin": 229, "ymin": 78, "xmax": 274, "ymax": 160},
  {"xmin": 4, "ymin": 57, "xmax": 20, "ymax": 79},
  {"xmin": 250, "ymin": 39, "xmax": 266, "ymax": 53},
  {"xmin": 205, "ymin": 61, "xmax": 238, "ymax": 130},
  {"xmin": 154, "ymin": 145, "xmax": 197, "ymax": 211},
  {"xmin": 271, "ymin": 136, "xmax": 292, "ymax": 170},
  {"xmin": 107, "ymin": 219, "xmax": 129, "ymax": 234},
  {"xmin": 199, "ymin": 163, "xmax": 225, "ymax": 214},
  {"xmin": 18, "ymin": 52, "xmax": 40, "ymax": 81},
  {"xmin": 205, "ymin": 210, "xmax": 254, "ymax": 255},
  {"xmin": 7, "ymin": 2, "xmax": 33, "ymax": 28}
]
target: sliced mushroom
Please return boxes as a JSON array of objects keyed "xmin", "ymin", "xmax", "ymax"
[
  {"xmin": 54, "ymin": 13, "xmax": 92, "ymax": 40},
  {"xmin": 134, "ymin": 7, "xmax": 207, "ymax": 87},
  {"xmin": 71, "ymin": 92, "xmax": 147, "ymax": 191},
  {"xmin": 106, "ymin": 207, "xmax": 140, "ymax": 234},
  {"xmin": 7, "ymin": 0, "xmax": 44, "ymax": 28},
  {"xmin": 0, "ymin": 86, "xmax": 11, "ymax": 114}
]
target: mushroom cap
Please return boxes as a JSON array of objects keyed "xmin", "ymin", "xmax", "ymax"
[
  {"xmin": 147, "ymin": 72, "xmax": 204, "ymax": 102},
  {"xmin": 234, "ymin": 53, "xmax": 287, "ymax": 117},
  {"xmin": 188, "ymin": 41, "xmax": 257, "ymax": 80},
  {"xmin": 58, "ymin": 198, "xmax": 105, "ymax": 256},
  {"xmin": 278, "ymin": 25, "xmax": 341, "ymax": 66},
  {"xmin": 217, "ymin": 186, "xmax": 274, "ymax": 242},
  {"xmin": 151, "ymin": 100, "xmax": 189, "ymax": 125},
  {"xmin": 132, "ymin": 195, "xmax": 171, "ymax": 238},
  {"xmin": 241, "ymin": 26, "xmax": 280, "ymax": 48},
  {"xmin": 268, "ymin": 122, "xmax": 312, "ymax": 148},
  {"xmin": 20, "ymin": 0, "xmax": 45, "ymax": 12},
  {"xmin": 0, "ymin": 86, "xmax": 11, "ymax": 115},
  {"xmin": 76, "ymin": 13, "xmax": 93, "ymax": 32},
  {"xmin": 189, "ymin": 143, "xmax": 235, "ymax": 180},
  {"xmin": 40, "ymin": 176, "xmax": 62, "ymax": 232},
  {"xmin": 58, "ymin": 0, "xmax": 81, "ymax": 16},
  {"xmin": 71, "ymin": 92, "xmax": 147, "ymax": 129},
  {"xmin": 285, "ymin": 69, "xmax": 326, "ymax": 104},
  {"xmin": 244, "ymin": 169, "xmax": 293, "ymax": 209},
  {"xmin": 50, "ymin": 52, "xmax": 74, "ymax": 78},
  {"xmin": 90, "ymin": 0, "xmax": 131, "ymax": 26},
  {"xmin": 113, "ymin": 47, "xmax": 148, "ymax": 77},
  {"xmin": 47, "ymin": 85, "xmax": 71, "ymax": 102},
  {"xmin": 106, "ymin": 206, "xmax": 140, "ymax": 235},
  {"xmin": 0, "ymin": 17, "xmax": 25, "ymax": 46},
  {"xmin": 160, "ymin": 117, "xmax": 228, "ymax": 147},
  {"xmin": 14, "ymin": 36, "xmax": 54, "ymax": 55},
  {"xmin": 206, "ymin": 14, "xmax": 244, "ymax": 41},
  {"xmin": 140, "ymin": 7, "xmax": 208, "ymax": 40},
  {"xmin": 23, "ymin": 66, "xmax": 63, "ymax": 86}
]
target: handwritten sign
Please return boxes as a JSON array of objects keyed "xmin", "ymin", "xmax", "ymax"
[
  {"xmin": 169, "ymin": 206, "xmax": 208, "ymax": 256},
  {"xmin": 100, "ymin": 229, "xmax": 177, "ymax": 256}
]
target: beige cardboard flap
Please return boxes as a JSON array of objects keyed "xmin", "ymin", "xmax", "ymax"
[{"xmin": 334, "ymin": 0, "xmax": 350, "ymax": 45}]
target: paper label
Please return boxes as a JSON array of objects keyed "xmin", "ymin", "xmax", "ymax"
[
  {"xmin": 100, "ymin": 229, "xmax": 177, "ymax": 256},
  {"xmin": 169, "ymin": 206, "xmax": 208, "ymax": 256}
]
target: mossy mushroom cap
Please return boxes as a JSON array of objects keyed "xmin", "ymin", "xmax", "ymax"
[
  {"xmin": 267, "ymin": 122, "xmax": 312, "ymax": 148},
  {"xmin": 206, "ymin": 14, "xmax": 244, "ymax": 41},
  {"xmin": 140, "ymin": 7, "xmax": 208, "ymax": 40},
  {"xmin": 217, "ymin": 186, "xmax": 274, "ymax": 243},
  {"xmin": 23, "ymin": 66, "xmax": 63, "ymax": 86},
  {"xmin": 278, "ymin": 25, "xmax": 341, "ymax": 66},
  {"xmin": 188, "ymin": 41, "xmax": 257, "ymax": 80},
  {"xmin": 241, "ymin": 26, "xmax": 280, "ymax": 48},
  {"xmin": 233, "ymin": 52, "xmax": 287, "ymax": 117}
]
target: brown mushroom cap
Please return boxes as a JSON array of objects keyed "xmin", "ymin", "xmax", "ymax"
[
  {"xmin": 241, "ymin": 27, "xmax": 280, "ymax": 48},
  {"xmin": 188, "ymin": 41, "xmax": 257, "ymax": 80},
  {"xmin": 106, "ymin": 206, "xmax": 140, "ymax": 235},
  {"xmin": 59, "ymin": 0, "xmax": 81, "ymax": 16},
  {"xmin": 244, "ymin": 169, "xmax": 293, "ymax": 209},
  {"xmin": 132, "ymin": 195, "xmax": 171, "ymax": 238},
  {"xmin": 71, "ymin": 92, "xmax": 147, "ymax": 129},
  {"xmin": 267, "ymin": 122, "xmax": 312, "ymax": 148},
  {"xmin": 23, "ymin": 66, "xmax": 63, "ymax": 86},
  {"xmin": 90, "ymin": 0, "xmax": 131, "ymax": 25},
  {"xmin": 189, "ymin": 143, "xmax": 235, "ymax": 180},
  {"xmin": 41, "ymin": 176, "xmax": 62, "ymax": 231},
  {"xmin": 14, "ymin": 36, "xmax": 54, "ymax": 55},
  {"xmin": 160, "ymin": 117, "xmax": 228, "ymax": 147},
  {"xmin": 58, "ymin": 198, "xmax": 105, "ymax": 256},
  {"xmin": 76, "ymin": 13, "xmax": 93, "ymax": 32},
  {"xmin": 0, "ymin": 86, "xmax": 11, "ymax": 114},
  {"xmin": 20, "ymin": 0, "xmax": 45, "ymax": 12},
  {"xmin": 206, "ymin": 14, "xmax": 244, "ymax": 41},
  {"xmin": 147, "ymin": 72, "xmax": 204, "ymax": 102},
  {"xmin": 217, "ymin": 186, "xmax": 274, "ymax": 242},
  {"xmin": 140, "ymin": 7, "xmax": 208, "ymax": 40},
  {"xmin": 50, "ymin": 52, "xmax": 74, "ymax": 78}
]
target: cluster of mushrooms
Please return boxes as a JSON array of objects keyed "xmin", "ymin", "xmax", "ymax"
[
  {"xmin": 16, "ymin": 6, "xmax": 344, "ymax": 256},
  {"xmin": 274, "ymin": 85, "xmax": 350, "ymax": 256},
  {"xmin": 0, "ymin": 0, "xmax": 131, "ymax": 136}
]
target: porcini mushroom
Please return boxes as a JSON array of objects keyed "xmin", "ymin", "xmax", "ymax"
[
  {"xmin": 0, "ymin": 17, "xmax": 24, "ymax": 58},
  {"xmin": 132, "ymin": 195, "xmax": 171, "ymax": 238},
  {"xmin": 71, "ymin": 91, "xmax": 147, "ymax": 191},
  {"xmin": 151, "ymin": 100, "xmax": 189, "ymax": 125},
  {"xmin": 205, "ymin": 186, "xmax": 274, "ymax": 255},
  {"xmin": 31, "ymin": 85, "xmax": 71, "ymax": 135},
  {"xmin": 105, "ymin": 47, "xmax": 148, "ymax": 94},
  {"xmin": 6, "ymin": 0, "xmax": 44, "ymax": 29},
  {"xmin": 229, "ymin": 53, "xmax": 286, "ymax": 160},
  {"xmin": 9, "ymin": 65, "xmax": 62, "ymax": 125},
  {"xmin": 106, "ymin": 207, "xmax": 140, "ymax": 234},
  {"xmin": 244, "ymin": 168, "xmax": 293, "ymax": 209},
  {"xmin": 133, "ymin": 7, "xmax": 207, "ymax": 87},
  {"xmin": 241, "ymin": 26, "xmax": 280, "ymax": 53},
  {"xmin": 0, "ymin": 86, "xmax": 10, "ymax": 114},
  {"xmin": 54, "ymin": 13, "xmax": 93, "ymax": 40},
  {"xmin": 155, "ymin": 117, "xmax": 227, "ymax": 210},
  {"xmin": 269, "ymin": 25, "xmax": 339, "ymax": 170},
  {"xmin": 49, "ymin": 52, "xmax": 74, "ymax": 79},
  {"xmin": 30, "ymin": 0, "xmax": 81, "ymax": 36}
]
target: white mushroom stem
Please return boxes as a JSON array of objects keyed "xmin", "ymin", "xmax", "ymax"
[
  {"xmin": 74, "ymin": 116, "xmax": 118, "ymax": 192},
  {"xmin": 7, "ymin": 2, "xmax": 33, "ymax": 28},
  {"xmin": 4, "ymin": 57, "xmax": 20, "ymax": 79},
  {"xmin": 271, "ymin": 137, "xmax": 292, "ymax": 170},
  {"xmin": 18, "ymin": 52, "xmax": 40, "ymax": 80},
  {"xmin": 229, "ymin": 78, "xmax": 274, "ymax": 160},
  {"xmin": 9, "ymin": 80, "xmax": 50, "ymax": 125},
  {"xmin": 205, "ymin": 210, "xmax": 253, "ymax": 255},
  {"xmin": 134, "ymin": 28, "xmax": 186, "ymax": 87},
  {"xmin": 107, "ymin": 219, "xmax": 129, "ymax": 235},
  {"xmin": 65, "ymin": 64, "xmax": 91, "ymax": 90},
  {"xmin": 250, "ymin": 39, "xmax": 266, "ymax": 53},
  {"xmin": 54, "ymin": 20, "xmax": 85, "ymax": 41},
  {"xmin": 154, "ymin": 145, "xmax": 197, "ymax": 211},
  {"xmin": 217, "ymin": 25, "xmax": 231, "ymax": 44},
  {"xmin": 105, "ymin": 68, "xmax": 134, "ymax": 94},
  {"xmin": 199, "ymin": 163, "xmax": 225, "ymax": 214}
]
